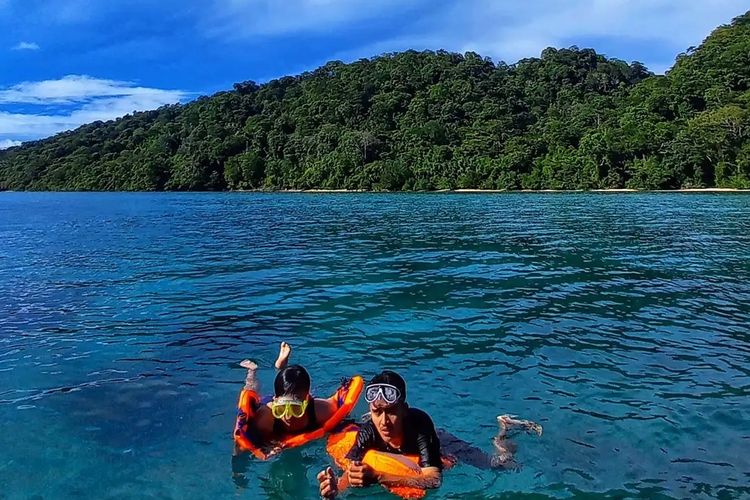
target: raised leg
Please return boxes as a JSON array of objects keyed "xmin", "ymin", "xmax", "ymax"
[{"xmin": 274, "ymin": 342, "xmax": 292, "ymax": 370}]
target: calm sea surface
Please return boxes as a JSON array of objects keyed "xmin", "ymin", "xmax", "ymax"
[{"xmin": 1, "ymin": 193, "xmax": 749, "ymax": 499}]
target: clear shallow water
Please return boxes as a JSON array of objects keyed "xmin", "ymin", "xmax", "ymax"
[{"xmin": 1, "ymin": 192, "xmax": 749, "ymax": 500}]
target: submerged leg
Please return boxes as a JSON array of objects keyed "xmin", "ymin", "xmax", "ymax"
[
  {"xmin": 437, "ymin": 415, "xmax": 543, "ymax": 471},
  {"xmin": 274, "ymin": 342, "xmax": 292, "ymax": 370},
  {"xmin": 437, "ymin": 429, "xmax": 495, "ymax": 470},
  {"xmin": 497, "ymin": 414, "xmax": 543, "ymax": 437},
  {"xmin": 491, "ymin": 414, "xmax": 543, "ymax": 469},
  {"xmin": 491, "ymin": 435, "xmax": 518, "ymax": 469}
]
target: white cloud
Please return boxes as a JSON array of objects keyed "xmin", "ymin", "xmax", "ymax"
[
  {"xmin": 440, "ymin": 0, "xmax": 749, "ymax": 68},
  {"xmin": 0, "ymin": 75, "xmax": 186, "ymax": 105},
  {"xmin": 11, "ymin": 41, "xmax": 40, "ymax": 51},
  {"xmin": 0, "ymin": 139, "xmax": 22, "ymax": 149},
  {"xmin": 239, "ymin": 0, "xmax": 747, "ymax": 74},
  {"xmin": 0, "ymin": 75, "xmax": 189, "ymax": 141}
]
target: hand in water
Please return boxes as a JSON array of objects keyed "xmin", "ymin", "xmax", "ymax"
[
  {"xmin": 317, "ymin": 467, "xmax": 338, "ymax": 498},
  {"xmin": 266, "ymin": 444, "xmax": 283, "ymax": 457}
]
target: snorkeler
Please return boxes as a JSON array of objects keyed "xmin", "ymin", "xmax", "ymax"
[
  {"xmin": 239, "ymin": 342, "xmax": 339, "ymax": 443},
  {"xmin": 317, "ymin": 370, "xmax": 543, "ymax": 498},
  {"xmin": 318, "ymin": 370, "xmax": 443, "ymax": 497},
  {"xmin": 232, "ymin": 342, "xmax": 363, "ymax": 487}
]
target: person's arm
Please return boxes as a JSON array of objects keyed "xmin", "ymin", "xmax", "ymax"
[
  {"xmin": 252, "ymin": 405, "xmax": 275, "ymax": 441},
  {"xmin": 349, "ymin": 412, "xmax": 444, "ymax": 490},
  {"xmin": 342, "ymin": 423, "xmax": 379, "ymax": 488},
  {"xmin": 344, "ymin": 422, "xmax": 376, "ymax": 463},
  {"xmin": 347, "ymin": 456, "xmax": 442, "ymax": 489},
  {"xmin": 373, "ymin": 410, "xmax": 444, "ymax": 489},
  {"xmin": 231, "ymin": 443, "xmax": 251, "ymax": 487},
  {"xmin": 317, "ymin": 467, "xmax": 352, "ymax": 498},
  {"xmin": 317, "ymin": 423, "xmax": 377, "ymax": 498},
  {"xmin": 239, "ymin": 404, "xmax": 275, "ymax": 445},
  {"xmin": 375, "ymin": 465, "xmax": 442, "ymax": 489}
]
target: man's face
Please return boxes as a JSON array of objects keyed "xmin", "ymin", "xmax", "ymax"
[{"xmin": 369, "ymin": 400, "xmax": 405, "ymax": 441}]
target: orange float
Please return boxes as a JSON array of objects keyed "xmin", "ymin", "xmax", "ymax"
[
  {"xmin": 234, "ymin": 375, "xmax": 363, "ymax": 460},
  {"xmin": 326, "ymin": 423, "xmax": 455, "ymax": 499}
]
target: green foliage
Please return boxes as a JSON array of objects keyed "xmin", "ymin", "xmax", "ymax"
[{"xmin": 1, "ymin": 11, "xmax": 749, "ymax": 191}]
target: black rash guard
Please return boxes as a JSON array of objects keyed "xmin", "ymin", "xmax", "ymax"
[{"xmin": 345, "ymin": 407, "xmax": 442, "ymax": 469}]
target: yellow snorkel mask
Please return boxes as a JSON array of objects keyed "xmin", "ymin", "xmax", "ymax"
[{"xmin": 270, "ymin": 398, "xmax": 309, "ymax": 419}]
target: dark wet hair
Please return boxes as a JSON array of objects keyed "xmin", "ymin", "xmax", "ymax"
[
  {"xmin": 274, "ymin": 364, "xmax": 311, "ymax": 397},
  {"xmin": 369, "ymin": 370, "xmax": 407, "ymax": 403}
]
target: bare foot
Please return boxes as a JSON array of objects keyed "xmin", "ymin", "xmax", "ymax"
[
  {"xmin": 240, "ymin": 360, "xmax": 257, "ymax": 371},
  {"xmin": 497, "ymin": 414, "xmax": 543, "ymax": 437},
  {"xmin": 274, "ymin": 342, "xmax": 292, "ymax": 370}
]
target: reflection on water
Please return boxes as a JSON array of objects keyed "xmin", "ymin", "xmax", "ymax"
[{"xmin": 1, "ymin": 192, "xmax": 749, "ymax": 499}]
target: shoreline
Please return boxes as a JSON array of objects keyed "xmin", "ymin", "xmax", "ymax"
[
  {"xmin": 3, "ymin": 188, "xmax": 749, "ymax": 194},
  {"xmin": 243, "ymin": 187, "xmax": 750, "ymax": 193}
]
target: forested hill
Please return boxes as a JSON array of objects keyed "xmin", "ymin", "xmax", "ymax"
[{"xmin": 1, "ymin": 12, "xmax": 748, "ymax": 191}]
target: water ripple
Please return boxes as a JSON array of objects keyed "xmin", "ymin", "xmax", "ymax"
[{"xmin": 1, "ymin": 192, "xmax": 749, "ymax": 499}]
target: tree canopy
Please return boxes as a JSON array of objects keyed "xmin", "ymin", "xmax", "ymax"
[{"xmin": 1, "ymin": 11, "xmax": 748, "ymax": 191}]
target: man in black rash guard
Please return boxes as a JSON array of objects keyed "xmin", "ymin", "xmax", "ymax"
[{"xmin": 317, "ymin": 370, "xmax": 443, "ymax": 497}]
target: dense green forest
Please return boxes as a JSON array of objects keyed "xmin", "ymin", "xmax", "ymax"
[{"xmin": 1, "ymin": 12, "xmax": 748, "ymax": 191}]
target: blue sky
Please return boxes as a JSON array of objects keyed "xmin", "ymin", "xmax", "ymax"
[{"xmin": 1, "ymin": 0, "xmax": 748, "ymax": 148}]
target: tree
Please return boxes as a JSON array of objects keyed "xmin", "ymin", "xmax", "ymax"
[{"xmin": 2, "ymin": 11, "xmax": 749, "ymax": 191}]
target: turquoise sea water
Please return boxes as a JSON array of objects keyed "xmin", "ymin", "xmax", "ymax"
[{"xmin": 1, "ymin": 193, "xmax": 749, "ymax": 500}]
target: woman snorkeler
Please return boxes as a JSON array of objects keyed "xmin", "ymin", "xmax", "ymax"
[
  {"xmin": 232, "ymin": 341, "xmax": 349, "ymax": 487},
  {"xmin": 238, "ymin": 342, "xmax": 340, "ymax": 444}
]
